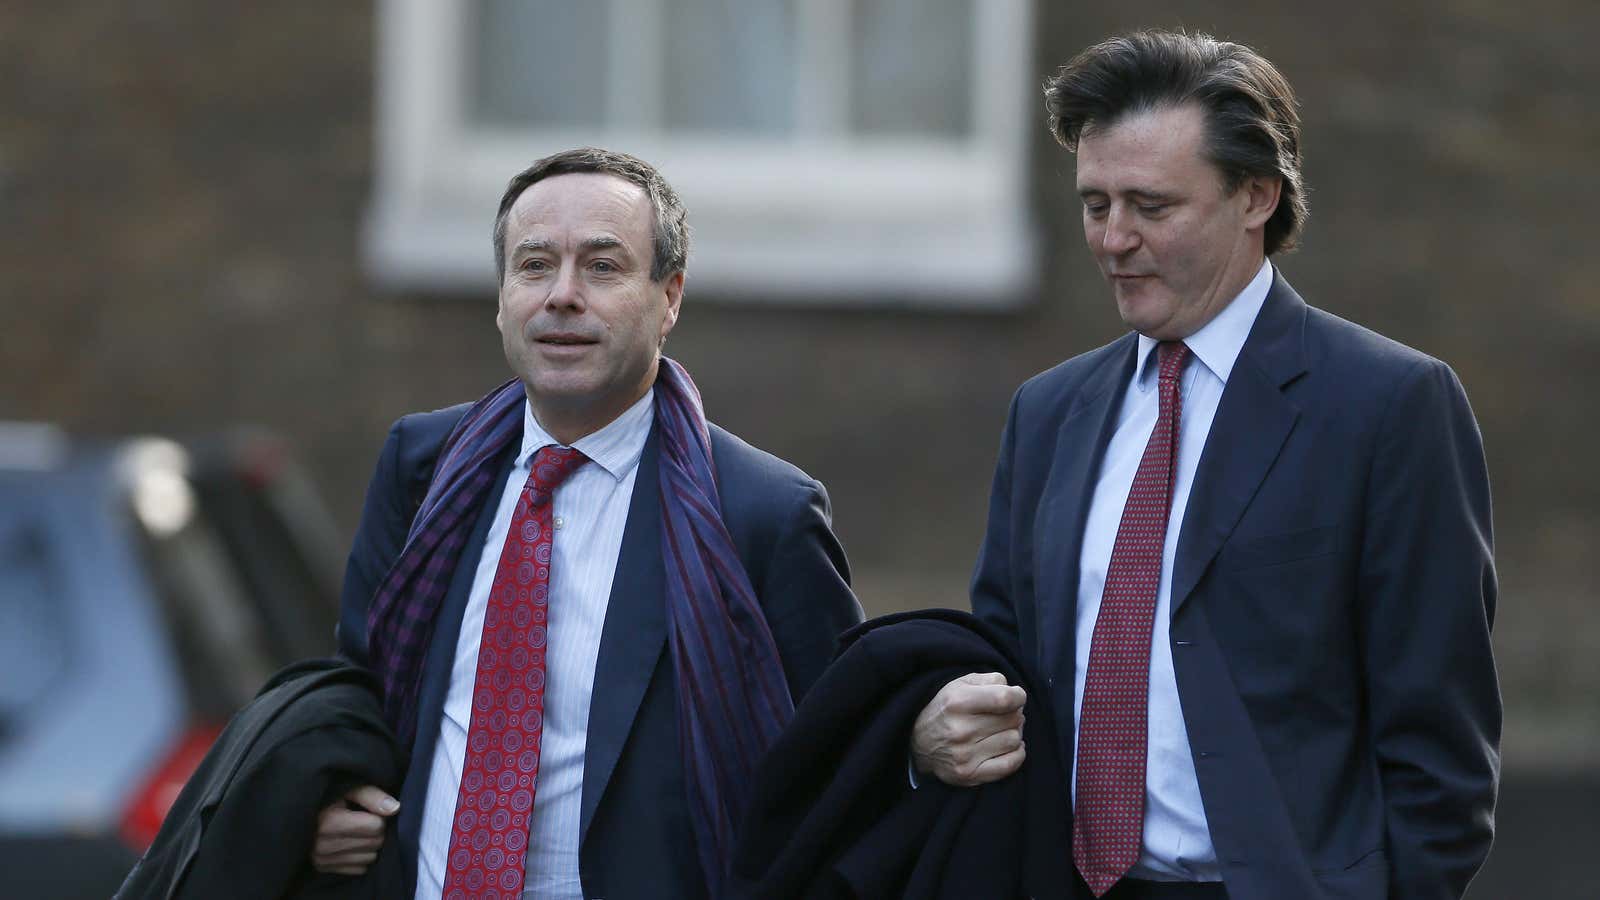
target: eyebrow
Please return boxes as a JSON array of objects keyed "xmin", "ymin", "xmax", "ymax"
[
  {"xmin": 511, "ymin": 235, "xmax": 629, "ymax": 255},
  {"xmin": 581, "ymin": 236, "xmax": 625, "ymax": 253},
  {"xmin": 1077, "ymin": 187, "xmax": 1175, "ymax": 201},
  {"xmin": 512, "ymin": 238, "xmax": 556, "ymax": 256}
]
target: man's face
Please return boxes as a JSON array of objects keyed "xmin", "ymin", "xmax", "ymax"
[
  {"xmin": 1075, "ymin": 103, "xmax": 1274, "ymax": 340},
  {"xmin": 496, "ymin": 173, "xmax": 682, "ymax": 438}
]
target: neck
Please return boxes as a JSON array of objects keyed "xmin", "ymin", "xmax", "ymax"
[
  {"xmin": 1167, "ymin": 250, "xmax": 1267, "ymax": 341},
  {"xmin": 527, "ymin": 375, "xmax": 655, "ymax": 447},
  {"xmin": 1218, "ymin": 251, "xmax": 1267, "ymax": 306}
]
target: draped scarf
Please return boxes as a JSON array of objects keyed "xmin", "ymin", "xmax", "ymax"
[{"xmin": 365, "ymin": 357, "xmax": 793, "ymax": 894}]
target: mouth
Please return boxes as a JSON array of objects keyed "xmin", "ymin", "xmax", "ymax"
[{"xmin": 534, "ymin": 332, "xmax": 600, "ymax": 348}]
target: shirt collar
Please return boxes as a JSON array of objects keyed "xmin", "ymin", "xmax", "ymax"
[
  {"xmin": 1134, "ymin": 258, "xmax": 1274, "ymax": 391},
  {"xmin": 517, "ymin": 388, "xmax": 655, "ymax": 482}
]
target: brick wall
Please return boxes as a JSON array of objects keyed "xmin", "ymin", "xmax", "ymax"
[{"xmin": 3, "ymin": 1, "xmax": 1596, "ymax": 768}]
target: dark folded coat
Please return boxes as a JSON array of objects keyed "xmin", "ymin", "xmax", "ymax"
[
  {"xmin": 115, "ymin": 658, "xmax": 406, "ymax": 900},
  {"xmin": 729, "ymin": 609, "xmax": 1073, "ymax": 899}
]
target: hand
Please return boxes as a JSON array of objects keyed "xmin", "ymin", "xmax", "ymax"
[
  {"xmin": 910, "ymin": 672, "xmax": 1027, "ymax": 787},
  {"xmin": 311, "ymin": 784, "xmax": 398, "ymax": 876}
]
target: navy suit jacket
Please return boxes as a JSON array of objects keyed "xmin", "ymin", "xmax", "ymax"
[
  {"xmin": 337, "ymin": 401, "xmax": 862, "ymax": 899},
  {"xmin": 972, "ymin": 272, "xmax": 1499, "ymax": 900}
]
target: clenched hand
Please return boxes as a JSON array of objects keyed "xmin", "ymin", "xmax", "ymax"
[
  {"xmin": 910, "ymin": 672, "xmax": 1027, "ymax": 787},
  {"xmin": 311, "ymin": 784, "xmax": 398, "ymax": 876}
]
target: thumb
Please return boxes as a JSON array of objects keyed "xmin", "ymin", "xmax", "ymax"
[
  {"xmin": 345, "ymin": 784, "xmax": 400, "ymax": 816},
  {"xmin": 960, "ymin": 671, "xmax": 1009, "ymax": 687}
]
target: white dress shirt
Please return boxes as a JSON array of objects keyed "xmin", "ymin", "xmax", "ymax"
[
  {"xmin": 1072, "ymin": 259, "xmax": 1273, "ymax": 881},
  {"xmin": 414, "ymin": 390, "xmax": 655, "ymax": 900}
]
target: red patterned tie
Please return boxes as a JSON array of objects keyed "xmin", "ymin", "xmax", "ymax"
[
  {"xmin": 442, "ymin": 445, "xmax": 587, "ymax": 900},
  {"xmin": 1073, "ymin": 341, "xmax": 1190, "ymax": 896}
]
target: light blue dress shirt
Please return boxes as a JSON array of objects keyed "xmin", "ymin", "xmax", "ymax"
[
  {"xmin": 1071, "ymin": 259, "xmax": 1272, "ymax": 881},
  {"xmin": 414, "ymin": 389, "xmax": 654, "ymax": 900}
]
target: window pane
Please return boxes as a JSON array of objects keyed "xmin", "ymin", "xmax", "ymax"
[
  {"xmin": 851, "ymin": 0, "xmax": 973, "ymax": 137},
  {"xmin": 469, "ymin": 0, "xmax": 609, "ymax": 128},
  {"xmin": 664, "ymin": 0, "xmax": 796, "ymax": 134},
  {"xmin": 0, "ymin": 524, "xmax": 68, "ymax": 714}
]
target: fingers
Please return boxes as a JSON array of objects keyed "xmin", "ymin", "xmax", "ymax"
[
  {"xmin": 910, "ymin": 672, "xmax": 1030, "ymax": 788},
  {"xmin": 930, "ymin": 723, "xmax": 1027, "ymax": 787},
  {"xmin": 945, "ymin": 673, "xmax": 1027, "ymax": 716},
  {"xmin": 318, "ymin": 851, "xmax": 379, "ymax": 877},
  {"xmin": 312, "ymin": 836, "xmax": 382, "ymax": 874},
  {"xmin": 932, "ymin": 707, "xmax": 1024, "ymax": 747},
  {"xmin": 344, "ymin": 784, "xmax": 400, "ymax": 817},
  {"xmin": 316, "ymin": 844, "xmax": 380, "ymax": 875},
  {"xmin": 317, "ymin": 828, "xmax": 385, "ymax": 854},
  {"xmin": 971, "ymin": 720, "xmax": 1025, "ymax": 758},
  {"xmin": 311, "ymin": 786, "xmax": 395, "ymax": 875},
  {"xmin": 312, "ymin": 811, "xmax": 386, "ymax": 874},
  {"xmin": 319, "ymin": 806, "xmax": 388, "ymax": 840},
  {"xmin": 972, "ymin": 741, "xmax": 1027, "ymax": 783}
]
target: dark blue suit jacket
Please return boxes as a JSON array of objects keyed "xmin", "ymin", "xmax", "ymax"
[
  {"xmin": 338, "ymin": 402, "xmax": 862, "ymax": 899},
  {"xmin": 972, "ymin": 272, "xmax": 1499, "ymax": 900}
]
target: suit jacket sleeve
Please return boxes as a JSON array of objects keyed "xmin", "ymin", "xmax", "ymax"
[
  {"xmin": 757, "ymin": 477, "xmax": 864, "ymax": 702},
  {"xmin": 971, "ymin": 390, "xmax": 1022, "ymax": 640},
  {"xmin": 337, "ymin": 416, "xmax": 427, "ymax": 666},
  {"xmin": 1360, "ymin": 358, "xmax": 1500, "ymax": 898}
]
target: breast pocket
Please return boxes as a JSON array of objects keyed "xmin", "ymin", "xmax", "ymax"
[
  {"xmin": 1206, "ymin": 523, "xmax": 1356, "ymax": 710},
  {"xmin": 1218, "ymin": 524, "xmax": 1340, "ymax": 571}
]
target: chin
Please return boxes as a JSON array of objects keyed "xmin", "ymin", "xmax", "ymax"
[
  {"xmin": 1115, "ymin": 300, "xmax": 1158, "ymax": 333},
  {"xmin": 1114, "ymin": 290, "xmax": 1172, "ymax": 332},
  {"xmin": 524, "ymin": 369, "xmax": 598, "ymax": 399}
]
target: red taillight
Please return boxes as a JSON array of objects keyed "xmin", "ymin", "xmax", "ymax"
[
  {"xmin": 118, "ymin": 722, "xmax": 223, "ymax": 851},
  {"xmin": 237, "ymin": 440, "xmax": 288, "ymax": 490}
]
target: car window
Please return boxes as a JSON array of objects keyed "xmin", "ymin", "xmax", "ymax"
[
  {"xmin": 188, "ymin": 467, "xmax": 338, "ymax": 661},
  {"xmin": 0, "ymin": 517, "xmax": 70, "ymax": 727},
  {"xmin": 131, "ymin": 497, "xmax": 279, "ymax": 719}
]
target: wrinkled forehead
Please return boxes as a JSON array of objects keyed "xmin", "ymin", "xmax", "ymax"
[
  {"xmin": 505, "ymin": 172, "xmax": 654, "ymax": 249},
  {"xmin": 1074, "ymin": 103, "xmax": 1219, "ymax": 190}
]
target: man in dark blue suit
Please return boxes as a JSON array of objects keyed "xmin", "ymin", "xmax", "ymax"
[
  {"xmin": 910, "ymin": 31, "xmax": 1499, "ymax": 900},
  {"xmin": 311, "ymin": 148, "xmax": 861, "ymax": 899}
]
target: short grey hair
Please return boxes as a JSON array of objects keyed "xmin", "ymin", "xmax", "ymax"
[{"xmin": 492, "ymin": 147, "xmax": 690, "ymax": 282}]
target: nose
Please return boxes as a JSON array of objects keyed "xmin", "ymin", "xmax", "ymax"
[
  {"xmin": 1100, "ymin": 205, "xmax": 1141, "ymax": 257},
  {"xmin": 545, "ymin": 262, "xmax": 585, "ymax": 311}
]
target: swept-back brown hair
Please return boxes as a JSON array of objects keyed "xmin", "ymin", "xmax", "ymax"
[{"xmin": 1045, "ymin": 30, "xmax": 1308, "ymax": 255}]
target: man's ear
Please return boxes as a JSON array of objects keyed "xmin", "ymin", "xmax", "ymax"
[
  {"xmin": 1243, "ymin": 174, "xmax": 1283, "ymax": 231},
  {"xmin": 659, "ymin": 271, "xmax": 684, "ymax": 343}
]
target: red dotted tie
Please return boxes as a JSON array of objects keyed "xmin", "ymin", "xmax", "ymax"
[
  {"xmin": 1073, "ymin": 341, "xmax": 1190, "ymax": 896},
  {"xmin": 442, "ymin": 446, "xmax": 587, "ymax": 900}
]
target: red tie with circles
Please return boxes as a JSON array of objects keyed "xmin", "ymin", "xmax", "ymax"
[
  {"xmin": 1073, "ymin": 341, "xmax": 1190, "ymax": 896},
  {"xmin": 442, "ymin": 445, "xmax": 587, "ymax": 900}
]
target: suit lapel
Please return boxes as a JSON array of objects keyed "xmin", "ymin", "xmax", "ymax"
[
  {"xmin": 1036, "ymin": 338, "xmax": 1136, "ymax": 756},
  {"xmin": 1170, "ymin": 272, "xmax": 1309, "ymax": 615},
  {"xmin": 580, "ymin": 425, "xmax": 666, "ymax": 841}
]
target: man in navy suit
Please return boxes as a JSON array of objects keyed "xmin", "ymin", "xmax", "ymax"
[
  {"xmin": 310, "ymin": 148, "xmax": 861, "ymax": 898},
  {"xmin": 910, "ymin": 31, "xmax": 1499, "ymax": 900}
]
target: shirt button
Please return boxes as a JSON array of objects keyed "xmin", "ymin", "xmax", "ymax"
[{"xmin": 554, "ymin": 516, "xmax": 565, "ymax": 530}]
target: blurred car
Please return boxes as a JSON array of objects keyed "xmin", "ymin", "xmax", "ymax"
[{"xmin": 0, "ymin": 422, "xmax": 346, "ymax": 899}]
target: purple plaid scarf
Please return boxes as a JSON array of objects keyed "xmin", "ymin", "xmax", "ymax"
[{"xmin": 365, "ymin": 357, "xmax": 793, "ymax": 894}]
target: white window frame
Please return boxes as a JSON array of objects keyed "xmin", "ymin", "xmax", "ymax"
[{"xmin": 364, "ymin": 0, "xmax": 1036, "ymax": 308}]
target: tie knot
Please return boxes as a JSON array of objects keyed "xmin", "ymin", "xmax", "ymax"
[
  {"xmin": 528, "ymin": 445, "xmax": 587, "ymax": 499},
  {"xmin": 1157, "ymin": 341, "xmax": 1190, "ymax": 382}
]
